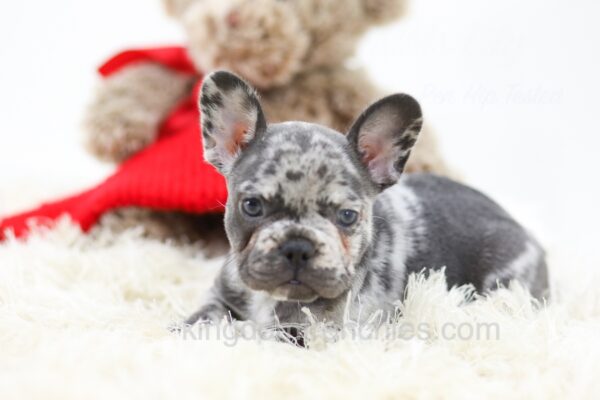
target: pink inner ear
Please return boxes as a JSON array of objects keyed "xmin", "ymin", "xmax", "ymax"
[
  {"xmin": 361, "ymin": 145, "xmax": 376, "ymax": 164},
  {"xmin": 359, "ymin": 135, "xmax": 384, "ymax": 164},
  {"xmin": 226, "ymin": 122, "xmax": 249, "ymax": 155},
  {"xmin": 358, "ymin": 133, "xmax": 398, "ymax": 184}
]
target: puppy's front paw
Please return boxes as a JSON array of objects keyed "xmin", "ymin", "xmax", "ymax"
[
  {"xmin": 184, "ymin": 302, "xmax": 232, "ymax": 326},
  {"xmin": 168, "ymin": 305, "xmax": 224, "ymax": 335}
]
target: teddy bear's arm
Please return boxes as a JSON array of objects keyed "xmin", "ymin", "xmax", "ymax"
[{"xmin": 83, "ymin": 63, "xmax": 194, "ymax": 162}]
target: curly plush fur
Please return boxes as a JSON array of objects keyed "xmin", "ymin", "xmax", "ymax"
[
  {"xmin": 84, "ymin": 64, "xmax": 194, "ymax": 162},
  {"xmin": 83, "ymin": 0, "xmax": 450, "ymax": 242}
]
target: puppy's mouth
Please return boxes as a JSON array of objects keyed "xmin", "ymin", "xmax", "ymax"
[
  {"xmin": 270, "ymin": 279, "xmax": 320, "ymax": 303},
  {"xmin": 239, "ymin": 243, "xmax": 351, "ymax": 302},
  {"xmin": 240, "ymin": 262, "xmax": 320, "ymax": 302}
]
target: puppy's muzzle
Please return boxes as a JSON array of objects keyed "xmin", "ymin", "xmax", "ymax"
[
  {"xmin": 240, "ymin": 229, "xmax": 350, "ymax": 302},
  {"xmin": 279, "ymin": 237, "xmax": 316, "ymax": 279}
]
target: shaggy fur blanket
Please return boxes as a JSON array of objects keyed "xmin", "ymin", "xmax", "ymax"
[{"xmin": 1, "ymin": 188, "xmax": 599, "ymax": 399}]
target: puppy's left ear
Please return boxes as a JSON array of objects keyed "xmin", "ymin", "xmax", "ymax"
[
  {"xmin": 347, "ymin": 94, "xmax": 423, "ymax": 188},
  {"xmin": 199, "ymin": 71, "xmax": 267, "ymax": 175}
]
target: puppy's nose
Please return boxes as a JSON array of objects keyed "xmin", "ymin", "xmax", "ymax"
[{"xmin": 279, "ymin": 238, "xmax": 315, "ymax": 270}]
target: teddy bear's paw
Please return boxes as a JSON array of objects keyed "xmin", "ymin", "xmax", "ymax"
[
  {"xmin": 163, "ymin": 0, "xmax": 197, "ymax": 18},
  {"xmin": 84, "ymin": 103, "xmax": 160, "ymax": 162},
  {"xmin": 183, "ymin": 0, "xmax": 310, "ymax": 89},
  {"xmin": 83, "ymin": 64, "xmax": 193, "ymax": 163},
  {"xmin": 361, "ymin": 0, "xmax": 407, "ymax": 24}
]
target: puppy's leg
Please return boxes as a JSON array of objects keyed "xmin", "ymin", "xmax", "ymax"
[
  {"xmin": 184, "ymin": 293, "xmax": 234, "ymax": 325},
  {"xmin": 480, "ymin": 227, "xmax": 549, "ymax": 301},
  {"xmin": 185, "ymin": 257, "xmax": 250, "ymax": 324}
]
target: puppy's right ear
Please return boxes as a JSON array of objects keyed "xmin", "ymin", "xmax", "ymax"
[
  {"xmin": 347, "ymin": 93, "xmax": 423, "ymax": 188},
  {"xmin": 199, "ymin": 71, "xmax": 267, "ymax": 175}
]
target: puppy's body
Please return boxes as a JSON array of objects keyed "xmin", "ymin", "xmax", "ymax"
[{"xmin": 186, "ymin": 72, "xmax": 548, "ymax": 327}]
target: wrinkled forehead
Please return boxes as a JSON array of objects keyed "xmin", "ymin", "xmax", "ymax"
[{"xmin": 232, "ymin": 122, "xmax": 372, "ymax": 209}]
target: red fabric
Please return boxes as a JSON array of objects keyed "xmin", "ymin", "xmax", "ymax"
[
  {"xmin": 98, "ymin": 46, "xmax": 197, "ymax": 77},
  {"xmin": 0, "ymin": 47, "xmax": 228, "ymax": 240}
]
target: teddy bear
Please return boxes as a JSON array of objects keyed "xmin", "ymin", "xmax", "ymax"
[{"xmin": 81, "ymin": 0, "xmax": 450, "ymax": 250}]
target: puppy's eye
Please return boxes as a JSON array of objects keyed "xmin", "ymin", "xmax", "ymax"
[
  {"xmin": 337, "ymin": 209, "xmax": 359, "ymax": 227},
  {"xmin": 241, "ymin": 197, "xmax": 263, "ymax": 217}
]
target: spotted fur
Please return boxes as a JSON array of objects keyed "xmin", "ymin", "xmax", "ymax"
[
  {"xmin": 200, "ymin": 70, "xmax": 266, "ymax": 174},
  {"xmin": 186, "ymin": 71, "xmax": 549, "ymax": 327}
]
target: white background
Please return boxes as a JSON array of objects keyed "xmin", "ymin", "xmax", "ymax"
[{"xmin": 0, "ymin": 0, "xmax": 598, "ymax": 264}]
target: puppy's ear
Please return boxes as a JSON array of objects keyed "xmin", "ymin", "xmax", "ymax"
[
  {"xmin": 347, "ymin": 94, "xmax": 422, "ymax": 188},
  {"xmin": 199, "ymin": 71, "xmax": 267, "ymax": 175}
]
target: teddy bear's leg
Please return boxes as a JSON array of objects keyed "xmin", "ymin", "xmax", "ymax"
[
  {"xmin": 261, "ymin": 67, "xmax": 453, "ymax": 177},
  {"xmin": 83, "ymin": 64, "xmax": 194, "ymax": 163},
  {"xmin": 93, "ymin": 208, "xmax": 229, "ymax": 257}
]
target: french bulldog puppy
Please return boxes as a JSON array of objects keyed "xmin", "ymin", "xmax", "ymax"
[{"xmin": 186, "ymin": 71, "xmax": 548, "ymax": 327}]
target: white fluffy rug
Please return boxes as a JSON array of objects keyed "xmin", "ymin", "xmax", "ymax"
[{"xmin": 1, "ymin": 208, "xmax": 600, "ymax": 398}]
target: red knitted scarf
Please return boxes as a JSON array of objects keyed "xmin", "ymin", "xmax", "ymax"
[{"xmin": 0, "ymin": 47, "xmax": 228, "ymax": 239}]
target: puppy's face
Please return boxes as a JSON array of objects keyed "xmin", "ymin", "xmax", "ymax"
[
  {"xmin": 199, "ymin": 71, "xmax": 422, "ymax": 302},
  {"xmin": 226, "ymin": 123, "xmax": 376, "ymax": 302}
]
